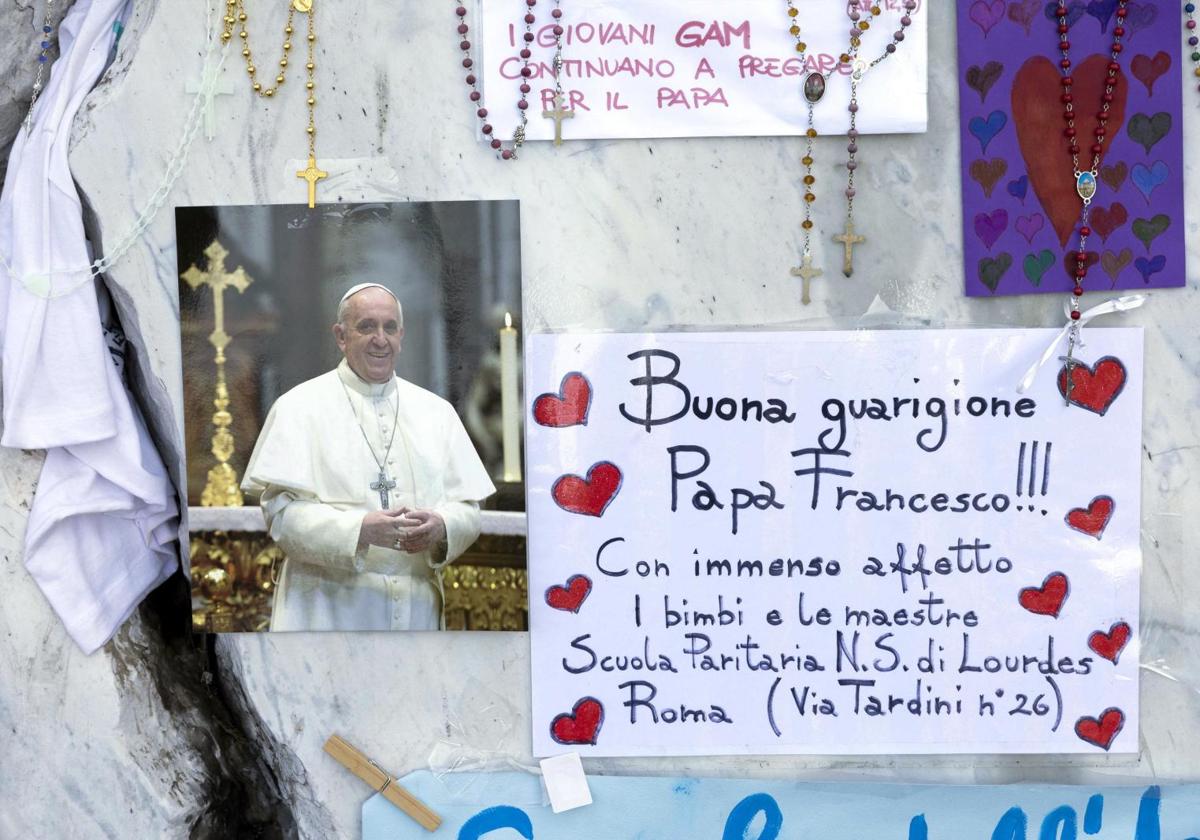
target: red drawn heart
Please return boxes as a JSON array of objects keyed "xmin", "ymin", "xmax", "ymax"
[
  {"xmin": 1088, "ymin": 621, "xmax": 1132, "ymax": 664},
  {"xmin": 1012, "ymin": 54, "xmax": 1128, "ymax": 247},
  {"xmin": 545, "ymin": 575, "xmax": 592, "ymax": 613},
  {"xmin": 1075, "ymin": 707, "xmax": 1125, "ymax": 751},
  {"xmin": 1019, "ymin": 572, "xmax": 1069, "ymax": 617},
  {"xmin": 1066, "ymin": 495, "xmax": 1115, "ymax": 539},
  {"xmin": 1089, "ymin": 202, "xmax": 1128, "ymax": 243},
  {"xmin": 533, "ymin": 372, "xmax": 592, "ymax": 428},
  {"xmin": 1056, "ymin": 356, "xmax": 1127, "ymax": 416},
  {"xmin": 550, "ymin": 697, "xmax": 604, "ymax": 745},
  {"xmin": 1130, "ymin": 51, "xmax": 1171, "ymax": 96},
  {"xmin": 552, "ymin": 462, "xmax": 622, "ymax": 517}
]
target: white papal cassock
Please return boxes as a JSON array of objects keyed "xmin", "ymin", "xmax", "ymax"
[{"xmin": 241, "ymin": 360, "xmax": 496, "ymax": 631}]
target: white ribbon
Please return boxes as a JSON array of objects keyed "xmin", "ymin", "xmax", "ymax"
[{"xmin": 1017, "ymin": 294, "xmax": 1147, "ymax": 394}]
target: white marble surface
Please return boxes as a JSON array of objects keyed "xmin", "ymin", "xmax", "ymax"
[{"xmin": 2, "ymin": 0, "xmax": 1199, "ymax": 836}]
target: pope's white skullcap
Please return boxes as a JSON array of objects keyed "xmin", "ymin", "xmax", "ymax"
[{"xmin": 339, "ymin": 282, "xmax": 397, "ymax": 305}]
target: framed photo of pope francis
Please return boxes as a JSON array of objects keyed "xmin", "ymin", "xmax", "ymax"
[{"xmin": 176, "ymin": 201, "xmax": 526, "ymax": 634}]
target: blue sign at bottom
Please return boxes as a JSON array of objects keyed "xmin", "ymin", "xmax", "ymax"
[{"xmin": 363, "ymin": 773, "xmax": 1200, "ymax": 840}]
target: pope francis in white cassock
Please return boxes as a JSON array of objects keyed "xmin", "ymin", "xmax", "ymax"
[{"xmin": 241, "ymin": 283, "xmax": 496, "ymax": 631}]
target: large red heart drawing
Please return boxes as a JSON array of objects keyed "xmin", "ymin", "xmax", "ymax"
[
  {"xmin": 1088, "ymin": 621, "xmax": 1132, "ymax": 664},
  {"xmin": 533, "ymin": 372, "xmax": 592, "ymax": 428},
  {"xmin": 1065, "ymin": 495, "xmax": 1115, "ymax": 539},
  {"xmin": 1075, "ymin": 707, "xmax": 1125, "ymax": 751},
  {"xmin": 1019, "ymin": 572, "xmax": 1069, "ymax": 618},
  {"xmin": 1056, "ymin": 356, "xmax": 1128, "ymax": 416},
  {"xmin": 552, "ymin": 462, "xmax": 622, "ymax": 517},
  {"xmin": 1012, "ymin": 54, "xmax": 1128, "ymax": 247},
  {"xmin": 545, "ymin": 575, "xmax": 592, "ymax": 613},
  {"xmin": 550, "ymin": 697, "xmax": 604, "ymax": 745}
]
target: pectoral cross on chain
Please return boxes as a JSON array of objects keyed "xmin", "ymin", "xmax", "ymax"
[
  {"xmin": 542, "ymin": 92, "xmax": 574, "ymax": 146},
  {"xmin": 371, "ymin": 469, "xmax": 397, "ymax": 508},
  {"xmin": 833, "ymin": 221, "xmax": 866, "ymax": 278},
  {"xmin": 790, "ymin": 253, "xmax": 824, "ymax": 306}
]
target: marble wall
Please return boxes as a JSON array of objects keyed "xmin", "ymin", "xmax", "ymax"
[{"xmin": 2, "ymin": 0, "xmax": 1198, "ymax": 837}]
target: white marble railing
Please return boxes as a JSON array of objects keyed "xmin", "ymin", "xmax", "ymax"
[{"xmin": 186, "ymin": 506, "xmax": 527, "ymax": 536}]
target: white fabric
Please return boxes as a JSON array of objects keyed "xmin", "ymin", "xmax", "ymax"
[
  {"xmin": 0, "ymin": 0, "xmax": 178, "ymax": 653},
  {"xmin": 242, "ymin": 359, "xmax": 496, "ymax": 631}
]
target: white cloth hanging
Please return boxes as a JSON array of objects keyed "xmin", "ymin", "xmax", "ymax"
[{"xmin": 0, "ymin": 0, "xmax": 178, "ymax": 653}]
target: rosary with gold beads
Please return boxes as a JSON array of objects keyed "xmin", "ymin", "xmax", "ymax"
[{"xmin": 222, "ymin": 0, "xmax": 326, "ymax": 207}]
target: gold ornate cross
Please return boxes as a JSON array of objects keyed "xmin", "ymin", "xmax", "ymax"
[
  {"xmin": 833, "ymin": 220, "xmax": 866, "ymax": 277},
  {"xmin": 790, "ymin": 253, "xmax": 824, "ymax": 306},
  {"xmin": 182, "ymin": 240, "xmax": 254, "ymax": 506},
  {"xmin": 542, "ymin": 93, "xmax": 574, "ymax": 146},
  {"xmin": 296, "ymin": 155, "xmax": 328, "ymax": 208}
]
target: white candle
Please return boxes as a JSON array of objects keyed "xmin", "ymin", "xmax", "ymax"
[{"xmin": 500, "ymin": 312, "xmax": 522, "ymax": 482}]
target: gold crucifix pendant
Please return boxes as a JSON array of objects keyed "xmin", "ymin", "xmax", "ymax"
[{"xmin": 296, "ymin": 155, "xmax": 328, "ymax": 208}]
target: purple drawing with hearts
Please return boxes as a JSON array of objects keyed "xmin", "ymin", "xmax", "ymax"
[{"xmin": 958, "ymin": 0, "xmax": 1185, "ymax": 296}]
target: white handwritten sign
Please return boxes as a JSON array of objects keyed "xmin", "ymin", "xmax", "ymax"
[
  {"xmin": 526, "ymin": 329, "xmax": 1143, "ymax": 757},
  {"xmin": 478, "ymin": 0, "xmax": 928, "ymax": 141}
]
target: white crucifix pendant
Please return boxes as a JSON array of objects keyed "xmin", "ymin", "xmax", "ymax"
[{"xmin": 371, "ymin": 470, "xmax": 397, "ymax": 508}]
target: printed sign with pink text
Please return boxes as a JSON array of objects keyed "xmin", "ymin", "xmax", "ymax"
[{"xmin": 526, "ymin": 328, "xmax": 1142, "ymax": 757}]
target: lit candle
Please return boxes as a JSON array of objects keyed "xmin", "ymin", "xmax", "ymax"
[{"xmin": 500, "ymin": 312, "xmax": 522, "ymax": 482}]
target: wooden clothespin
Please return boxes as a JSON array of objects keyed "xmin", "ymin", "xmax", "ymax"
[{"xmin": 324, "ymin": 734, "xmax": 442, "ymax": 832}]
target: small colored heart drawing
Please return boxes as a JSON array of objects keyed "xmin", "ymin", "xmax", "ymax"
[
  {"xmin": 970, "ymin": 158, "xmax": 1008, "ymax": 197},
  {"xmin": 552, "ymin": 461, "xmax": 623, "ymax": 517},
  {"xmin": 1075, "ymin": 707, "xmax": 1125, "ymax": 751},
  {"xmin": 1101, "ymin": 248, "xmax": 1132, "ymax": 284},
  {"xmin": 1019, "ymin": 572, "xmax": 1069, "ymax": 618},
  {"xmin": 1131, "ymin": 161, "xmax": 1169, "ymax": 204},
  {"xmin": 1066, "ymin": 495, "xmax": 1115, "ymax": 539},
  {"xmin": 1089, "ymin": 203, "xmax": 1128, "ymax": 242},
  {"xmin": 1099, "ymin": 162, "xmax": 1128, "ymax": 191},
  {"xmin": 1007, "ymin": 175, "xmax": 1029, "ymax": 203},
  {"xmin": 1123, "ymin": 1, "xmax": 1158, "ymax": 35},
  {"xmin": 1014, "ymin": 213, "xmax": 1044, "ymax": 243},
  {"xmin": 533, "ymin": 371, "xmax": 592, "ymax": 428},
  {"xmin": 1131, "ymin": 214, "xmax": 1170, "ymax": 252},
  {"xmin": 1023, "ymin": 250, "xmax": 1054, "ymax": 286},
  {"xmin": 974, "ymin": 209, "xmax": 1009, "ymax": 250},
  {"xmin": 1008, "ymin": 0, "xmax": 1040, "ymax": 32},
  {"xmin": 970, "ymin": 0, "xmax": 1007, "ymax": 35},
  {"xmin": 545, "ymin": 574, "xmax": 592, "ymax": 613},
  {"xmin": 1135, "ymin": 254, "xmax": 1166, "ymax": 285},
  {"xmin": 969, "ymin": 110, "xmax": 1007, "ymax": 154},
  {"xmin": 978, "ymin": 253, "xmax": 1013, "ymax": 293},
  {"xmin": 1057, "ymin": 356, "xmax": 1127, "ymax": 415},
  {"xmin": 966, "ymin": 61, "xmax": 1005, "ymax": 103},
  {"xmin": 1044, "ymin": 0, "xmax": 1085, "ymax": 26},
  {"xmin": 551, "ymin": 697, "xmax": 605, "ymax": 746},
  {"xmin": 1089, "ymin": 622, "xmax": 1132, "ymax": 664},
  {"xmin": 1085, "ymin": 0, "xmax": 1119, "ymax": 31},
  {"xmin": 1126, "ymin": 112, "xmax": 1171, "ymax": 155},
  {"xmin": 1062, "ymin": 250, "xmax": 1098, "ymax": 283},
  {"xmin": 1130, "ymin": 51, "xmax": 1171, "ymax": 96}
]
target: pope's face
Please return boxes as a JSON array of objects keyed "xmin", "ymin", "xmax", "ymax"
[{"xmin": 333, "ymin": 288, "xmax": 403, "ymax": 384}]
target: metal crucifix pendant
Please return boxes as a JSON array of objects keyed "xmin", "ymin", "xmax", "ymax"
[{"xmin": 371, "ymin": 470, "xmax": 397, "ymax": 508}]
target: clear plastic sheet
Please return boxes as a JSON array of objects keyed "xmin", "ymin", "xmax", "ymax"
[{"xmin": 427, "ymin": 297, "xmax": 1198, "ymax": 783}]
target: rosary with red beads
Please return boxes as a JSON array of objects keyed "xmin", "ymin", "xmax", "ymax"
[
  {"xmin": 454, "ymin": 0, "xmax": 569, "ymax": 160},
  {"xmin": 1055, "ymin": 0, "xmax": 1128, "ymax": 402}
]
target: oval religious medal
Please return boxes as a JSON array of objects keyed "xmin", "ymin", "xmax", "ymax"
[
  {"xmin": 803, "ymin": 72, "xmax": 826, "ymax": 104},
  {"xmin": 1076, "ymin": 171, "xmax": 1097, "ymax": 202},
  {"xmin": 292, "ymin": 0, "xmax": 312, "ymax": 12}
]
